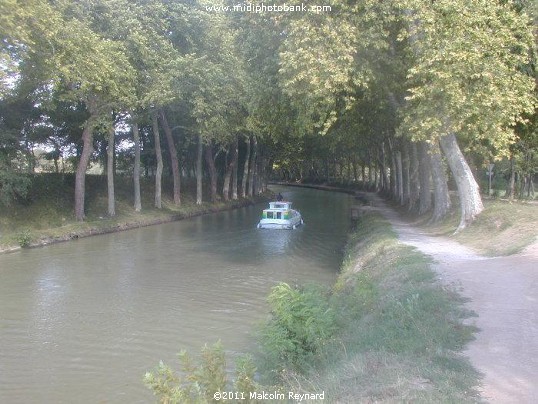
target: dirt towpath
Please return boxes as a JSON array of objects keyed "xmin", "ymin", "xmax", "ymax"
[{"xmin": 368, "ymin": 194, "xmax": 538, "ymax": 403}]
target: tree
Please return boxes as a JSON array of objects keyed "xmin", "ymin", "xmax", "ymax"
[{"xmin": 398, "ymin": 0, "xmax": 535, "ymax": 229}]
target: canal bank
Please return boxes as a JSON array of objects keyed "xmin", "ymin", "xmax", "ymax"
[
  {"xmin": 0, "ymin": 194, "xmax": 270, "ymax": 254},
  {"xmin": 0, "ymin": 179, "xmax": 358, "ymax": 255}
]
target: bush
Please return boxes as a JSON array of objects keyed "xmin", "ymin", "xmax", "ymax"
[
  {"xmin": 144, "ymin": 341, "xmax": 260, "ymax": 404},
  {"xmin": 260, "ymin": 283, "xmax": 337, "ymax": 374},
  {"xmin": 16, "ymin": 229, "xmax": 32, "ymax": 247}
]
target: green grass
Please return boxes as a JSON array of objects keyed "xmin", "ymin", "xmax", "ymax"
[{"xmin": 272, "ymin": 214, "xmax": 480, "ymax": 402}]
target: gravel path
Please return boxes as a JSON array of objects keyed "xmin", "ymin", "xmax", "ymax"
[{"xmin": 369, "ymin": 194, "xmax": 538, "ymax": 403}]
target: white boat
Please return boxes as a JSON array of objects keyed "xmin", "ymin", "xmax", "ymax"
[{"xmin": 257, "ymin": 201, "xmax": 304, "ymax": 230}]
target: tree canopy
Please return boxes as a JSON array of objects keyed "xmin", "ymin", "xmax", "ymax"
[{"xmin": 1, "ymin": 0, "xmax": 536, "ymax": 227}]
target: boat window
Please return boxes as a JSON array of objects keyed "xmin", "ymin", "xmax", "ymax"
[
  {"xmin": 267, "ymin": 211, "xmax": 274, "ymax": 219},
  {"xmin": 276, "ymin": 212, "xmax": 282, "ymax": 219}
]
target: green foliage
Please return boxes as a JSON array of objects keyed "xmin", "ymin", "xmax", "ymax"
[
  {"xmin": 260, "ymin": 283, "xmax": 337, "ymax": 373},
  {"xmin": 0, "ymin": 162, "xmax": 30, "ymax": 206},
  {"xmin": 397, "ymin": 0, "xmax": 535, "ymax": 157},
  {"xmin": 15, "ymin": 229, "xmax": 32, "ymax": 248},
  {"xmin": 144, "ymin": 341, "xmax": 261, "ymax": 404}
]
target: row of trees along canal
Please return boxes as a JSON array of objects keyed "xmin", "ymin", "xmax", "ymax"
[{"xmin": 1, "ymin": 0, "xmax": 537, "ymax": 231}]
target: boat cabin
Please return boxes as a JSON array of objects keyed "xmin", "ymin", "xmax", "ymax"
[
  {"xmin": 262, "ymin": 202, "xmax": 294, "ymax": 220},
  {"xmin": 269, "ymin": 201, "xmax": 292, "ymax": 210},
  {"xmin": 258, "ymin": 201, "xmax": 303, "ymax": 229}
]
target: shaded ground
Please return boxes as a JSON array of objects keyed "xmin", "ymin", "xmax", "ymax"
[{"xmin": 369, "ymin": 194, "xmax": 538, "ymax": 403}]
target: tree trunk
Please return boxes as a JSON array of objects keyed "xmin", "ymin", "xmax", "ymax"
[
  {"xmin": 430, "ymin": 140, "xmax": 451, "ymax": 223},
  {"xmin": 439, "ymin": 133, "xmax": 483, "ymax": 231},
  {"xmin": 132, "ymin": 120, "xmax": 142, "ymax": 212},
  {"xmin": 380, "ymin": 142, "xmax": 389, "ymax": 193},
  {"xmin": 107, "ymin": 119, "xmax": 115, "ymax": 217},
  {"xmin": 241, "ymin": 135, "xmax": 250, "ymax": 198},
  {"xmin": 222, "ymin": 139, "xmax": 238, "ymax": 201},
  {"xmin": 152, "ymin": 111, "xmax": 163, "ymax": 209},
  {"xmin": 196, "ymin": 134, "xmax": 203, "ymax": 205},
  {"xmin": 204, "ymin": 144, "xmax": 218, "ymax": 203},
  {"xmin": 396, "ymin": 151, "xmax": 404, "ymax": 205},
  {"xmin": 367, "ymin": 155, "xmax": 373, "ymax": 189},
  {"xmin": 231, "ymin": 135, "xmax": 238, "ymax": 200},
  {"xmin": 506, "ymin": 154, "xmax": 516, "ymax": 200},
  {"xmin": 248, "ymin": 136, "xmax": 257, "ymax": 197},
  {"xmin": 74, "ymin": 121, "xmax": 95, "ymax": 221},
  {"xmin": 352, "ymin": 158, "xmax": 358, "ymax": 183},
  {"xmin": 256, "ymin": 152, "xmax": 265, "ymax": 194},
  {"xmin": 417, "ymin": 141, "xmax": 432, "ymax": 215},
  {"xmin": 401, "ymin": 142, "xmax": 410, "ymax": 207},
  {"xmin": 408, "ymin": 142, "xmax": 420, "ymax": 212},
  {"xmin": 159, "ymin": 110, "xmax": 181, "ymax": 205}
]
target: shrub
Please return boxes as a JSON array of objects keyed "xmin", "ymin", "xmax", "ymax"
[
  {"xmin": 260, "ymin": 283, "xmax": 337, "ymax": 374},
  {"xmin": 144, "ymin": 341, "xmax": 260, "ymax": 404},
  {"xmin": 16, "ymin": 229, "xmax": 32, "ymax": 247}
]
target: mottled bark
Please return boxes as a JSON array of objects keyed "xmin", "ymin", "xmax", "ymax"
[
  {"xmin": 367, "ymin": 155, "xmax": 373, "ymax": 188},
  {"xmin": 241, "ymin": 135, "xmax": 250, "ymax": 198},
  {"xmin": 152, "ymin": 111, "xmax": 163, "ymax": 209},
  {"xmin": 231, "ymin": 135, "xmax": 238, "ymax": 200},
  {"xmin": 430, "ymin": 140, "xmax": 451, "ymax": 222},
  {"xmin": 159, "ymin": 110, "xmax": 181, "ymax": 205},
  {"xmin": 396, "ymin": 151, "xmax": 404, "ymax": 205},
  {"xmin": 106, "ymin": 121, "xmax": 115, "ymax": 217},
  {"xmin": 417, "ymin": 141, "xmax": 432, "ymax": 215},
  {"xmin": 204, "ymin": 144, "xmax": 218, "ymax": 203},
  {"xmin": 388, "ymin": 139, "xmax": 397, "ymax": 199},
  {"xmin": 74, "ymin": 123, "xmax": 94, "ymax": 221},
  {"xmin": 439, "ymin": 133, "xmax": 484, "ymax": 231},
  {"xmin": 248, "ymin": 136, "xmax": 257, "ymax": 197},
  {"xmin": 380, "ymin": 142, "xmax": 390, "ymax": 193},
  {"xmin": 132, "ymin": 121, "xmax": 141, "ymax": 212},
  {"xmin": 401, "ymin": 142, "xmax": 410, "ymax": 207},
  {"xmin": 408, "ymin": 142, "xmax": 420, "ymax": 212},
  {"xmin": 506, "ymin": 155, "xmax": 516, "ymax": 200},
  {"xmin": 196, "ymin": 134, "xmax": 203, "ymax": 205},
  {"xmin": 222, "ymin": 137, "xmax": 238, "ymax": 201}
]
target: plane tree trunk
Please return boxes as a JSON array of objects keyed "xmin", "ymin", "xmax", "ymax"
[
  {"xmin": 242, "ymin": 135, "xmax": 251, "ymax": 198},
  {"xmin": 106, "ymin": 117, "xmax": 115, "ymax": 217},
  {"xmin": 248, "ymin": 136, "xmax": 257, "ymax": 197},
  {"xmin": 152, "ymin": 111, "xmax": 163, "ymax": 209},
  {"xmin": 204, "ymin": 143, "xmax": 218, "ymax": 203},
  {"xmin": 159, "ymin": 110, "xmax": 181, "ymax": 205},
  {"xmin": 74, "ymin": 124, "xmax": 94, "ymax": 221},
  {"xmin": 439, "ymin": 133, "xmax": 484, "ymax": 231},
  {"xmin": 196, "ymin": 134, "xmax": 203, "ymax": 205},
  {"xmin": 430, "ymin": 140, "xmax": 451, "ymax": 223},
  {"xmin": 231, "ymin": 135, "xmax": 238, "ymax": 200},
  {"xmin": 417, "ymin": 141, "xmax": 432, "ymax": 215},
  {"xmin": 222, "ymin": 136, "xmax": 238, "ymax": 201},
  {"xmin": 132, "ymin": 119, "xmax": 141, "ymax": 212}
]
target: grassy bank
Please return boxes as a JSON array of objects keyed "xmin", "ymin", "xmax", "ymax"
[
  {"xmin": 267, "ymin": 213, "xmax": 480, "ymax": 402},
  {"xmin": 0, "ymin": 173, "xmax": 268, "ymax": 252},
  {"xmin": 430, "ymin": 199, "xmax": 538, "ymax": 256}
]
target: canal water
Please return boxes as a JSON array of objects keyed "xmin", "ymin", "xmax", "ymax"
[{"xmin": 0, "ymin": 186, "xmax": 354, "ymax": 403}]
